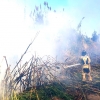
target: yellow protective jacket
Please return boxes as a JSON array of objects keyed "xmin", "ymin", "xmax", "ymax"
[{"xmin": 80, "ymin": 55, "xmax": 91, "ymax": 69}]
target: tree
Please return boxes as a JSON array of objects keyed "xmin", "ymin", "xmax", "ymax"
[{"xmin": 91, "ymin": 31, "xmax": 98, "ymax": 42}]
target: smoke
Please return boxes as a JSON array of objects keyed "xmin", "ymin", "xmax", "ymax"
[
  {"xmin": 0, "ymin": 1, "xmax": 83, "ymax": 81},
  {"xmin": 0, "ymin": 0, "xmax": 77, "ymax": 82}
]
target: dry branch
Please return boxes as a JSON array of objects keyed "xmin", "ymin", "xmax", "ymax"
[{"xmin": 11, "ymin": 31, "xmax": 40, "ymax": 74}]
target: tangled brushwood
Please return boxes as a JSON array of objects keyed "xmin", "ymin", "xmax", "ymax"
[{"xmin": 0, "ymin": 33, "xmax": 100, "ymax": 100}]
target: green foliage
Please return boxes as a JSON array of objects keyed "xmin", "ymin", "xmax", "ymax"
[
  {"xmin": 17, "ymin": 92, "xmax": 37, "ymax": 100},
  {"xmin": 84, "ymin": 36, "xmax": 91, "ymax": 44},
  {"xmin": 77, "ymin": 33, "xmax": 83, "ymax": 42},
  {"xmin": 35, "ymin": 12, "xmax": 44, "ymax": 24},
  {"xmin": 91, "ymin": 31, "xmax": 99, "ymax": 42},
  {"xmin": 16, "ymin": 83, "xmax": 73, "ymax": 100}
]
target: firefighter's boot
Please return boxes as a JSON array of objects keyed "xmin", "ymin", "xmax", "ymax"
[
  {"xmin": 82, "ymin": 73, "xmax": 86, "ymax": 81},
  {"xmin": 88, "ymin": 73, "xmax": 92, "ymax": 81}
]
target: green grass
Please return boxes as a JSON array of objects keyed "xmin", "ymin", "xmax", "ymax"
[{"xmin": 16, "ymin": 82, "xmax": 74, "ymax": 100}]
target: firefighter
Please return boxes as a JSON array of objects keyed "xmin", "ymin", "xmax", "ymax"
[{"xmin": 80, "ymin": 50, "xmax": 92, "ymax": 81}]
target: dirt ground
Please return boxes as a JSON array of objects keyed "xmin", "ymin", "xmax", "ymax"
[
  {"xmin": 87, "ymin": 94, "xmax": 100, "ymax": 100},
  {"xmin": 59, "ymin": 65, "xmax": 100, "ymax": 100}
]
